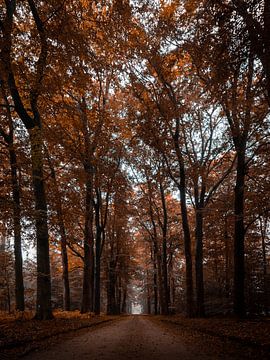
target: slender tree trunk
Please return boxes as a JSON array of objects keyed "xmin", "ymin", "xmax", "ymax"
[
  {"xmin": 168, "ymin": 254, "xmax": 175, "ymax": 313},
  {"xmin": 162, "ymin": 226, "xmax": 170, "ymax": 315},
  {"xmin": 94, "ymin": 226, "xmax": 102, "ymax": 315},
  {"xmin": 156, "ymin": 242, "xmax": 164, "ymax": 314},
  {"xmin": 47, "ymin": 156, "xmax": 70, "ymax": 311},
  {"xmin": 149, "ymin": 194, "xmax": 163, "ymax": 314},
  {"xmin": 173, "ymin": 122, "xmax": 194, "ymax": 317},
  {"xmin": 160, "ymin": 181, "xmax": 169, "ymax": 315},
  {"xmin": 9, "ymin": 146, "xmax": 25, "ymax": 311},
  {"xmin": 107, "ymin": 260, "xmax": 117, "ymax": 314},
  {"xmin": 121, "ymin": 287, "xmax": 127, "ymax": 313},
  {"xmin": 117, "ymin": 276, "xmax": 122, "ymax": 314},
  {"xmin": 29, "ymin": 126, "xmax": 53, "ymax": 320},
  {"xmin": 224, "ymin": 216, "xmax": 230, "ymax": 298},
  {"xmin": 147, "ymin": 286, "xmax": 151, "ymax": 314},
  {"xmin": 1, "ymin": 94, "xmax": 25, "ymax": 312},
  {"xmin": 170, "ymin": 276, "xmax": 176, "ymax": 313},
  {"xmin": 6, "ymin": 275, "xmax": 11, "ymax": 314},
  {"xmin": 153, "ymin": 251, "xmax": 158, "ymax": 315},
  {"xmin": 233, "ymin": 146, "xmax": 246, "ymax": 318},
  {"xmin": 259, "ymin": 217, "xmax": 269, "ymax": 315},
  {"xmin": 58, "ymin": 212, "xmax": 70, "ymax": 311},
  {"xmin": 81, "ymin": 165, "xmax": 94, "ymax": 313},
  {"xmin": 178, "ymin": 179, "xmax": 194, "ymax": 317},
  {"xmin": 195, "ymin": 208, "xmax": 205, "ymax": 317}
]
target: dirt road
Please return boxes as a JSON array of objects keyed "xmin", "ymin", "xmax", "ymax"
[{"xmin": 23, "ymin": 316, "xmax": 265, "ymax": 360}]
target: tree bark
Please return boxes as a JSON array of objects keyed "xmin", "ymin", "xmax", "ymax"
[
  {"xmin": 46, "ymin": 155, "xmax": 70, "ymax": 311},
  {"xmin": 259, "ymin": 216, "xmax": 269, "ymax": 315},
  {"xmin": 0, "ymin": 84, "xmax": 25, "ymax": 312},
  {"xmin": 195, "ymin": 207, "xmax": 205, "ymax": 317},
  {"xmin": 173, "ymin": 120, "xmax": 194, "ymax": 317},
  {"xmin": 1, "ymin": 0, "xmax": 53, "ymax": 319},
  {"xmin": 159, "ymin": 180, "xmax": 169, "ymax": 315},
  {"xmin": 153, "ymin": 249, "xmax": 158, "ymax": 315},
  {"xmin": 148, "ymin": 183, "xmax": 163, "ymax": 315},
  {"xmin": 121, "ymin": 287, "xmax": 127, "ymax": 313},
  {"xmin": 224, "ymin": 215, "xmax": 230, "ymax": 298},
  {"xmin": 9, "ymin": 146, "xmax": 25, "ymax": 311},
  {"xmin": 81, "ymin": 164, "xmax": 94, "ymax": 313},
  {"xmin": 233, "ymin": 144, "xmax": 246, "ymax": 317},
  {"xmin": 180, "ymin": 185, "xmax": 194, "ymax": 317},
  {"xmin": 94, "ymin": 224, "xmax": 102, "ymax": 315},
  {"xmin": 107, "ymin": 257, "xmax": 117, "ymax": 314},
  {"xmin": 59, "ymin": 218, "xmax": 71, "ymax": 312},
  {"xmin": 29, "ymin": 127, "xmax": 53, "ymax": 320}
]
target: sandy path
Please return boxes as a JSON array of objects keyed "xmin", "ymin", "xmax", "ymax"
[{"xmin": 24, "ymin": 315, "xmax": 203, "ymax": 360}]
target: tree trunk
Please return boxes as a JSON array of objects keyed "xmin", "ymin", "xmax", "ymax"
[
  {"xmin": 159, "ymin": 180, "xmax": 170, "ymax": 315},
  {"xmin": 94, "ymin": 226, "xmax": 102, "ymax": 315},
  {"xmin": 107, "ymin": 260, "xmax": 117, "ymax": 315},
  {"xmin": 116, "ymin": 276, "xmax": 122, "ymax": 314},
  {"xmin": 47, "ymin": 156, "xmax": 70, "ymax": 311},
  {"xmin": 224, "ymin": 215, "xmax": 230, "ymax": 298},
  {"xmin": 173, "ymin": 122, "xmax": 194, "ymax": 317},
  {"xmin": 153, "ymin": 252, "xmax": 158, "ymax": 315},
  {"xmin": 178, "ymin": 179, "xmax": 194, "ymax": 317},
  {"xmin": 121, "ymin": 287, "xmax": 127, "ymax": 313},
  {"xmin": 233, "ymin": 146, "xmax": 246, "ymax": 318},
  {"xmin": 161, "ymin": 226, "xmax": 169, "ymax": 315},
  {"xmin": 170, "ymin": 276, "xmax": 176, "ymax": 313},
  {"xmin": 147, "ymin": 288, "xmax": 151, "ymax": 314},
  {"xmin": 259, "ymin": 217, "xmax": 269, "ymax": 315},
  {"xmin": 58, "ymin": 212, "xmax": 70, "ymax": 311},
  {"xmin": 9, "ymin": 146, "xmax": 25, "ymax": 311},
  {"xmin": 156, "ymin": 243, "xmax": 164, "ymax": 314},
  {"xmin": 149, "ymin": 195, "xmax": 163, "ymax": 315},
  {"xmin": 81, "ymin": 165, "xmax": 94, "ymax": 313},
  {"xmin": 6, "ymin": 275, "xmax": 11, "ymax": 314},
  {"xmin": 195, "ymin": 208, "xmax": 205, "ymax": 317},
  {"xmin": 29, "ymin": 126, "xmax": 53, "ymax": 320}
]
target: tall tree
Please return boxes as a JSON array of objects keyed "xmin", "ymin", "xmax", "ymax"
[
  {"xmin": 189, "ymin": 21, "xmax": 268, "ymax": 316},
  {"xmin": 0, "ymin": 0, "xmax": 55, "ymax": 319},
  {"xmin": 0, "ymin": 86, "xmax": 24, "ymax": 311}
]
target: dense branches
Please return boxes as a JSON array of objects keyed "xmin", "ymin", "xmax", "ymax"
[{"xmin": 0, "ymin": 0, "xmax": 269, "ymax": 319}]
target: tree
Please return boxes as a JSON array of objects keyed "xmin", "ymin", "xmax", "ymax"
[
  {"xmin": 0, "ymin": 0, "xmax": 55, "ymax": 319},
  {"xmin": 188, "ymin": 10, "xmax": 268, "ymax": 315},
  {"xmin": 0, "ymin": 85, "xmax": 24, "ymax": 311}
]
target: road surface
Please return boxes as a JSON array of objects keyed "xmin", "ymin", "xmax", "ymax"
[{"xmin": 23, "ymin": 315, "xmax": 263, "ymax": 360}]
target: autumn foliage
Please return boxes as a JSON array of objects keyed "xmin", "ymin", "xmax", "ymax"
[{"xmin": 0, "ymin": 0, "xmax": 269, "ymax": 320}]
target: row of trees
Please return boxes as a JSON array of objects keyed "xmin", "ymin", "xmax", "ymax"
[
  {"xmin": 0, "ymin": 0, "xmax": 137, "ymax": 319},
  {"xmin": 0, "ymin": 1, "xmax": 269, "ymax": 319}
]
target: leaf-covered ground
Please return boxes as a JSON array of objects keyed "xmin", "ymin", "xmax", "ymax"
[
  {"xmin": 151, "ymin": 315, "xmax": 270, "ymax": 359},
  {"xmin": 0, "ymin": 311, "xmax": 118, "ymax": 359},
  {"xmin": 156, "ymin": 315, "xmax": 270, "ymax": 347}
]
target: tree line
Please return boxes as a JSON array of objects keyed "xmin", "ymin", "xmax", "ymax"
[{"xmin": 0, "ymin": 0, "xmax": 269, "ymax": 319}]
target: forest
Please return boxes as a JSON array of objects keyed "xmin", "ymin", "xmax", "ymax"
[{"xmin": 0, "ymin": 0, "xmax": 269, "ymax": 331}]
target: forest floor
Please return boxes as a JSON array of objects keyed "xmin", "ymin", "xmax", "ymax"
[
  {"xmin": 0, "ymin": 314, "xmax": 269, "ymax": 359},
  {"xmin": 151, "ymin": 315, "xmax": 270, "ymax": 359},
  {"xmin": 0, "ymin": 310, "xmax": 119, "ymax": 359},
  {"xmin": 155, "ymin": 314, "xmax": 270, "ymax": 350}
]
